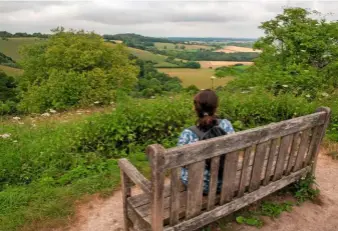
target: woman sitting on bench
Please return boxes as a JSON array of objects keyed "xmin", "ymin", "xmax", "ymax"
[{"xmin": 177, "ymin": 89, "xmax": 235, "ymax": 194}]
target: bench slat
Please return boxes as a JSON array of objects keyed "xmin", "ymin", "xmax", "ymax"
[
  {"xmin": 207, "ymin": 156, "xmax": 220, "ymax": 210},
  {"xmin": 186, "ymin": 161, "xmax": 204, "ymax": 218},
  {"xmin": 220, "ymin": 151, "xmax": 239, "ymax": 204},
  {"xmin": 263, "ymin": 138, "xmax": 279, "ymax": 185},
  {"xmin": 238, "ymin": 146, "xmax": 252, "ymax": 196},
  {"xmin": 170, "ymin": 167, "xmax": 181, "ymax": 225},
  {"xmin": 273, "ymin": 134, "xmax": 293, "ymax": 181},
  {"xmin": 294, "ymin": 129, "xmax": 311, "ymax": 171},
  {"xmin": 305, "ymin": 125, "xmax": 321, "ymax": 165},
  {"xmin": 285, "ymin": 132, "xmax": 301, "ymax": 175},
  {"xmin": 249, "ymin": 141, "xmax": 269, "ymax": 192}
]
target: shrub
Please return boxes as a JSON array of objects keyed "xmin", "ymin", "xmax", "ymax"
[{"xmin": 18, "ymin": 28, "xmax": 139, "ymax": 113}]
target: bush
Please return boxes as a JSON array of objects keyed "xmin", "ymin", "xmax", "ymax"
[{"xmin": 18, "ymin": 28, "xmax": 139, "ymax": 113}]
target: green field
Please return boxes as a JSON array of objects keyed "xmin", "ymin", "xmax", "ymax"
[
  {"xmin": 0, "ymin": 65, "xmax": 23, "ymax": 76},
  {"xmin": 158, "ymin": 68, "xmax": 234, "ymax": 89},
  {"xmin": 155, "ymin": 42, "xmax": 212, "ymax": 51},
  {"xmin": 0, "ymin": 37, "xmax": 44, "ymax": 60}
]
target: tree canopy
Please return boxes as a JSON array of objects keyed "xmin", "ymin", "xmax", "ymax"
[
  {"xmin": 230, "ymin": 7, "xmax": 338, "ymax": 96},
  {"xmin": 18, "ymin": 28, "xmax": 139, "ymax": 113}
]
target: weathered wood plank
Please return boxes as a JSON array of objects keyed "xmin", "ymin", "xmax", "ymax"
[
  {"xmin": 207, "ymin": 156, "xmax": 220, "ymax": 210},
  {"xmin": 170, "ymin": 167, "xmax": 181, "ymax": 225},
  {"xmin": 310, "ymin": 107, "xmax": 331, "ymax": 175},
  {"xmin": 238, "ymin": 146, "xmax": 252, "ymax": 196},
  {"xmin": 147, "ymin": 144, "xmax": 166, "ymax": 231},
  {"xmin": 249, "ymin": 141, "xmax": 269, "ymax": 192},
  {"xmin": 220, "ymin": 151, "xmax": 239, "ymax": 204},
  {"xmin": 285, "ymin": 132, "xmax": 301, "ymax": 175},
  {"xmin": 273, "ymin": 135, "xmax": 293, "ymax": 181},
  {"xmin": 121, "ymin": 170, "xmax": 132, "ymax": 231},
  {"xmin": 164, "ymin": 167, "xmax": 311, "ymax": 231},
  {"xmin": 263, "ymin": 138, "xmax": 279, "ymax": 185},
  {"xmin": 186, "ymin": 161, "xmax": 204, "ymax": 218},
  {"xmin": 305, "ymin": 126, "xmax": 320, "ymax": 166},
  {"xmin": 119, "ymin": 158, "xmax": 151, "ymax": 195},
  {"xmin": 164, "ymin": 112, "xmax": 326, "ymax": 169},
  {"xmin": 293, "ymin": 129, "xmax": 311, "ymax": 171}
]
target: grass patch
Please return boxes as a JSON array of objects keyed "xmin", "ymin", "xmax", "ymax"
[
  {"xmin": 0, "ymin": 38, "xmax": 43, "ymax": 60},
  {"xmin": 0, "ymin": 65, "xmax": 23, "ymax": 77},
  {"xmin": 157, "ymin": 68, "xmax": 234, "ymax": 88}
]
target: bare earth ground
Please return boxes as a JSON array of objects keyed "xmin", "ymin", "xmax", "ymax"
[{"xmin": 64, "ymin": 150, "xmax": 338, "ymax": 231}]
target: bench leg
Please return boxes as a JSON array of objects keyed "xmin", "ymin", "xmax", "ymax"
[{"xmin": 121, "ymin": 170, "xmax": 132, "ymax": 231}]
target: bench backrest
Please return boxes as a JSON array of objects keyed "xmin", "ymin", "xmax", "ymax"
[{"xmin": 146, "ymin": 107, "xmax": 331, "ymax": 231}]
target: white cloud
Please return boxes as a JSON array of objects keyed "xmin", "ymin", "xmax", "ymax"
[{"xmin": 0, "ymin": 0, "xmax": 337, "ymax": 37}]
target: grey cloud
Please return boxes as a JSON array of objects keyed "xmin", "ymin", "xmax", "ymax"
[{"xmin": 1, "ymin": 0, "xmax": 338, "ymax": 37}]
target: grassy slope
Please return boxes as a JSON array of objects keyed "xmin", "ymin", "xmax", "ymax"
[
  {"xmin": 0, "ymin": 109, "xmax": 150, "ymax": 231},
  {"xmin": 158, "ymin": 68, "xmax": 234, "ymax": 89},
  {"xmin": 0, "ymin": 38, "xmax": 43, "ymax": 60},
  {"xmin": 0, "ymin": 65, "xmax": 23, "ymax": 76}
]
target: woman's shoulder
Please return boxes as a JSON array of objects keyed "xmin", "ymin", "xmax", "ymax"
[
  {"xmin": 177, "ymin": 128, "xmax": 199, "ymax": 146},
  {"xmin": 218, "ymin": 119, "xmax": 235, "ymax": 134}
]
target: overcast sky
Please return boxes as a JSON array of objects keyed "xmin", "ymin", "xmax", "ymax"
[{"xmin": 1, "ymin": 0, "xmax": 337, "ymax": 38}]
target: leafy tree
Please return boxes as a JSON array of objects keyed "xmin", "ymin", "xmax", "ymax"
[
  {"xmin": 0, "ymin": 70, "xmax": 17, "ymax": 101},
  {"xmin": 231, "ymin": 7, "xmax": 338, "ymax": 95},
  {"xmin": 18, "ymin": 28, "xmax": 139, "ymax": 112}
]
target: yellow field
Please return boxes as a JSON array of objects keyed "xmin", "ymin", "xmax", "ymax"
[
  {"xmin": 157, "ymin": 68, "xmax": 234, "ymax": 89},
  {"xmin": 0, "ymin": 65, "xmax": 23, "ymax": 76},
  {"xmin": 215, "ymin": 46, "xmax": 261, "ymax": 53},
  {"xmin": 155, "ymin": 42, "xmax": 212, "ymax": 50},
  {"xmin": 199, "ymin": 61, "xmax": 254, "ymax": 69}
]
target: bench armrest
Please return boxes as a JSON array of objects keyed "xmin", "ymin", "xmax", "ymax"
[{"xmin": 118, "ymin": 158, "xmax": 151, "ymax": 194}]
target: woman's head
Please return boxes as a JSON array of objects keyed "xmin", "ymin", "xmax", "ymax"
[{"xmin": 193, "ymin": 89, "xmax": 219, "ymax": 131}]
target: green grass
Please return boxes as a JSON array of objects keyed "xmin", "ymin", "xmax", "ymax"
[
  {"xmin": 0, "ymin": 38, "xmax": 43, "ymax": 60},
  {"xmin": 0, "ymin": 65, "xmax": 23, "ymax": 76},
  {"xmin": 0, "ymin": 112, "xmax": 148, "ymax": 231},
  {"xmin": 157, "ymin": 68, "xmax": 234, "ymax": 89}
]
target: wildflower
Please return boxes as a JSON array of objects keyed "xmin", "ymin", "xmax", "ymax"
[
  {"xmin": 18, "ymin": 122, "xmax": 24, "ymax": 125},
  {"xmin": 49, "ymin": 109, "xmax": 57, "ymax": 113},
  {"xmin": 41, "ymin": 112, "xmax": 50, "ymax": 117},
  {"xmin": 13, "ymin": 140, "xmax": 18, "ymax": 143},
  {"xmin": 210, "ymin": 76, "xmax": 217, "ymax": 79},
  {"xmin": 321, "ymin": 92, "xmax": 329, "ymax": 97},
  {"xmin": 151, "ymin": 96, "xmax": 156, "ymax": 99},
  {"xmin": 110, "ymin": 101, "xmax": 114, "ymax": 105},
  {"xmin": 12, "ymin": 116, "xmax": 21, "ymax": 120},
  {"xmin": 282, "ymin": 84, "xmax": 288, "ymax": 88},
  {"xmin": 249, "ymin": 86, "xmax": 255, "ymax": 89},
  {"xmin": 32, "ymin": 124, "xmax": 37, "ymax": 127},
  {"xmin": 305, "ymin": 94, "xmax": 311, "ymax": 98},
  {"xmin": 94, "ymin": 101, "xmax": 100, "ymax": 104},
  {"xmin": 0, "ymin": 133, "xmax": 11, "ymax": 139},
  {"xmin": 241, "ymin": 91, "xmax": 250, "ymax": 94}
]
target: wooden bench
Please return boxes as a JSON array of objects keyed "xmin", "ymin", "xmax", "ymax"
[{"xmin": 118, "ymin": 107, "xmax": 331, "ymax": 231}]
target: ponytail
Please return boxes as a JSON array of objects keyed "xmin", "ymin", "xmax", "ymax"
[{"xmin": 193, "ymin": 89, "xmax": 219, "ymax": 132}]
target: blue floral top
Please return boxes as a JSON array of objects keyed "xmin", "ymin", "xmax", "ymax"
[{"xmin": 177, "ymin": 119, "xmax": 235, "ymax": 194}]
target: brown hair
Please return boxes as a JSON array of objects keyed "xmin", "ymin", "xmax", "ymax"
[{"xmin": 194, "ymin": 89, "xmax": 219, "ymax": 132}]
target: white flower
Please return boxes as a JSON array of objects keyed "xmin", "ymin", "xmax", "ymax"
[
  {"xmin": 210, "ymin": 76, "xmax": 217, "ymax": 79},
  {"xmin": 77, "ymin": 112, "xmax": 83, "ymax": 115},
  {"xmin": 321, "ymin": 92, "xmax": 329, "ymax": 97},
  {"xmin": 12, "ymin": 116, "xmax": 21, "ymax": 120},
  {"xmin": 13, "ymin": 140, "xmax": 18, "ymax": 143},
  {"xmin": 18, "ymin": 122, "xmax": 24, "ymax": 125},
  {"xmin": 49, "ymin": 109, "xmax": 57, "ymax": 113},
  {"xmin": 94, "ymin": 101, "xmax": 100, "ymax": 104},
  {"xmin": 151, "ymin": 96, "xmax": 156, "ymax": 99},
  {"xmin": 282, "ymin": 84, "xmax": 289, "ymax": 88},
  {"xmin": 110, "ymin": 101, "xmax": 114, "ymax": 105},
  {"xmin": 241, "ymin": 91, "xmax": 250, "ymax": 94},
  {"xmin": 249, "ymin": 87, "xmax": 255, "ymax": 89},
  {"xmin": 32, "ymin": 124, "xmax": 37, "ymax": 127},
  {"xmin": 305, "ymin": 94, "xmax": 311, "ymax": 98},
  {"xmin": 41, "ymin": 112, "xmax": 50, "ymax": 117},
  {"xmin": 0, "ymin": 133, "xmax": 11, "ymax": 139}
]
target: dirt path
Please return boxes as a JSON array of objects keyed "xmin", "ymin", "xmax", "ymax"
[{"xmin": 66, "ymin": 151, "xmax": 338, "ymax": 231}]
